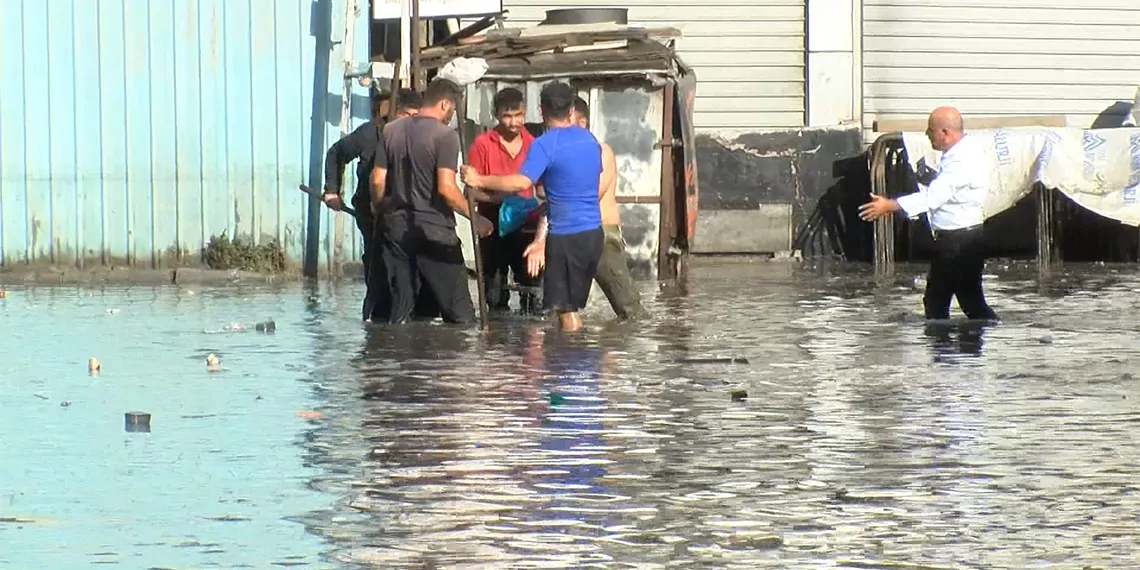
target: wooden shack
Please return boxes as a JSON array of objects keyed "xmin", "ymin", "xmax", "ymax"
[{"xmin": 418, "ymin": 20, "xmax": 700, "ymax": 281}]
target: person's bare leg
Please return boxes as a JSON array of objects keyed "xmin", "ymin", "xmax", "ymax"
[{"xmin": 558, "ymin": 311, "xmax": 583, "ymax": 332}]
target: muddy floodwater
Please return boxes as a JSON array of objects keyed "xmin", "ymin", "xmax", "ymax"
[{"xmin": 3, "ymin": 260, "xmax": 1139, "ymax": 569}]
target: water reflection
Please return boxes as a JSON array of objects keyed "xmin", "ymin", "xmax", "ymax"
[
  {"xmin": 5, "ymin": 261, "xmax": 1140, "ymax": 568},
  {"xmin": 924, "ymin": 320, "xmax": 989, "ymax": 359}
]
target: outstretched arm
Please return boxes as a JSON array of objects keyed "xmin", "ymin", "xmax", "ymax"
[
  {"xmin": 436, "ymin": 131, "xmax": 492, "ymax": 237},
  {"xmin": 461, "ymin": 139, "xmax": 549, "ymax": 193}
]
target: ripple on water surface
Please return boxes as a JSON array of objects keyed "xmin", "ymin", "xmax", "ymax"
[{"xmin": 2, "ymin": 262, "xmax": 1139, "ymax": 569}]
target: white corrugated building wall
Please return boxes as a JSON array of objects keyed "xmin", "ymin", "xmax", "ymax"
[
  {"xmin": 492, "ymin": 1, "xmax": 808, "ymax": 136},
  {"xmin": 488, "ymin": 0, "xmax": 1140, "ymax": 137},
  {"xmin": 470, "ymin": 0, "xmax": 1139, "ymax": 255},
  {"xmin": 863, "ymin": 0, "xmax": 1140, "ymax": 131}
]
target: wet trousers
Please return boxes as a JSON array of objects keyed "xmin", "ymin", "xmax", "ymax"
[
  {"xmin": 359, "ymin": 213, "xmax": 441, "ymax": 322},
  {"xmin": 594, "ymin": 224, "xmax": 647, "ymax": 319},
  {"xmin": 480, "ymin": 227, "xmax": 544, "ymax": 314},
  {"xmin": 375, "ymin": 225, "xmax": 475, "ymax": 325},
  {"xmin": 923, "ymin": 225, "xmax": 998, "ymax": 321}
]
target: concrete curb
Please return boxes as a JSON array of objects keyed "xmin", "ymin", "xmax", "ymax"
[
  {"xmin": 0, "ymin": 262, "xmax": 481, "ymax": 287},
  {"xmin": 0, "ymin": 265, "xmax": 365, "ymax": 286}
]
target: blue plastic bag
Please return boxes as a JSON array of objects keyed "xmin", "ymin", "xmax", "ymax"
[{"xmin": 498, "ymin": 195, "xmax": 540, "ymax": 237}]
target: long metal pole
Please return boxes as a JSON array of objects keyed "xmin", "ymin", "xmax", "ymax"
[{"xmin": 457, "ymin": 103, "xmax": 489, "ymax": 330}]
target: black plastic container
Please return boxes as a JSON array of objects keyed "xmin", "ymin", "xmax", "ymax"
[{"xmin": 125, "ymin": 411, "xmax": 151, "ymax": 433}]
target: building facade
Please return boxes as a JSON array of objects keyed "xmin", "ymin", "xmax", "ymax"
[
  {"xmin": 503, "ymin": 0, "xmax": 1140, "ymax": 254},
  {"xmin": 863, "ymin": 0, "xmax": 1140, "ymax": 132},
  {"xmin": 1, "ymin": 0, "xmax": 1137, "ymax": 269}
]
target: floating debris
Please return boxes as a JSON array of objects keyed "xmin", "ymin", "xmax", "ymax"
[
  {"xmin": 731, "ymin": 390, "xmax": 748, "ymax": 402},
  {"xmin": 106, "ymin": 308, "xmax": 120, "ymax": 316},
  {"xmin": 549, "ymin": 393, "xmax": 566, "ymax": 406},
  {"xmin": 34, "ymin": 393, "xmax": 50, "ymax": 401},
  {"xmin": 60, "ymin": 401, "xmax": 71, "ymax": 408},
  {"xmin": 0, "ymin": 516, "xmax": 49, "ymax": 524},
  {"xmin": 295, "ymin": 411, "xmax": 322, "ymax": 420},
  {"xmin": 88, "ymin": 357, "xmax": 101, "ymax": 375},
  {"xmin": 672, "ymin": 357, "xmax": 751, "ymax": 365},
  {"xmin": 125, "ymin": 411, "xmax": 151, "ymax": 433},
  {"xmin": 255, "ymin": 320, "xmax": 276, "ymax": 333},
  {"xmin": 206, "ymin": 354, "xmax": 222, "ymax": 372}
]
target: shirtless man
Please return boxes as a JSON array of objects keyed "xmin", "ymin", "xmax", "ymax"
[{"xmin": 522, "ymin": 96, "xmax": 647, "ymax": 320}]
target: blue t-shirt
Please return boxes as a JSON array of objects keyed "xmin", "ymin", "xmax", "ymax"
[{"xmin": 517, "ymin": 126, "xmax": 602, "ymax": 236}]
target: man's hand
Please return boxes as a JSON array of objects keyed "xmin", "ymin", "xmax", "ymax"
[
  {"xmin": 859, "ymin": 193, "xmax": 900, "ymax": 222},
  {"xmin": 460, "ymin": 165, "xmax": 482, "ymax": 188},
  {"xmin": 321, "ymin": 191, "xmax": 344, "ymax": 211},
  {"xmin": 523, "ymin": 238, "xmax": 545, "ymax": 277},
  {"xmin": 473, "ymin": 213, "xmax": 494, "ymax": 238}
]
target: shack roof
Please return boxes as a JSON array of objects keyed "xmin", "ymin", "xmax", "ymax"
[{"xmin": 419, "ymin": 21, "xmax": 688, "ymax": 81}]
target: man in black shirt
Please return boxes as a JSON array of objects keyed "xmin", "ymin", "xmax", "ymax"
[
  {"xmin": 370, "ymin": 79, "xmax": 493, "ymax": 324},
  {"xmin": 321, "ymin": 89, "xmax": 439, "ymax": 321}
]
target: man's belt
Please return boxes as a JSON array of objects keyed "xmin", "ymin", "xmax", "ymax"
[{"xmin": 932, "ymin": 223, "xmax": 983, "ymax": 239}]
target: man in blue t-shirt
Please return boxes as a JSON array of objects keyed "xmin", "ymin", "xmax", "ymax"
[{"xmin": 460, "ymin": 82, "xmax": 603, "ymax": 332}]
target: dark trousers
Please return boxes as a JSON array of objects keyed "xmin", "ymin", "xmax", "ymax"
[
  {"xmin": 545, "ymin": 227, "xmax": 604, "ymax": 313},
  {"xmin": 923, "ymin": 226, "xmax": 997, "ymax": 320},
  {"xmin": 357, "ymin": 213, "xmax": 385, "ymax": 321},
  {"xmin": 377, "ymin": 226, "xmax": 475, "ymax": 325},
  {"xmin": 359, "ymin": 212, "xmax": 441, "ymax": 322},
  {"xmin": 595, "ymin": 224, "xmax": 647, "ymax": 319},
  {"xmin": 479, "ymin": 227, "xmax": 543, "ymax": 313}
]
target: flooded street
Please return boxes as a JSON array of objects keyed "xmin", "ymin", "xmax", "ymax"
[{"xmin": 3, "ymin": 260, "xmax": 1139, "ymax": 569}]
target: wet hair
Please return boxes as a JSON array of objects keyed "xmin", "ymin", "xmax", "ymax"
[
  {"xmin": 493, "ymin": 88, "xmax": 525, "ymax": 116},
  {"xmin": 539, "ymin": 82, "xmax": 575, "ymax": 121},
  {"xmin": 572, "ymin": 96, "xmax": 589, "ymax": 125},
  {"xmin": 422, "ymin": 78, "xmax": 464, "ymax": 108},
  {"xmin": 396, "ymin": 88, "xmax": 422, "ymax": 112}
]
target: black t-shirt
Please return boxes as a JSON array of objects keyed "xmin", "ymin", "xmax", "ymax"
[{"xmin": 375, "ymin": 116, "xmax": 461, "ymax": 241}]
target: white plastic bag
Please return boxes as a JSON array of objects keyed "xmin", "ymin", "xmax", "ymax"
[{"xmin": 436, "ymin": 57, "xmax": 489, "ymax": 87}]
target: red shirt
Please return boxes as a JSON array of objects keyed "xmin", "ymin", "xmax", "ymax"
[{"xmin": 468, "ymin": 127, "xmax": 537, "ymax": 220}]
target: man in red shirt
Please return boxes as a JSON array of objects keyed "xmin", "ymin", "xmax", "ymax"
[{"xmin": 466, "ymin": 88, "xmax": 544, "ymax": 314}]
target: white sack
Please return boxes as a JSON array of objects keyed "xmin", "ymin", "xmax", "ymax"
[
  {"xmin": 901, "ymin": 127, "xmax": 1140, "ymax": 226},
  {"xmin": 436, "ymin": 57, "xmax": 489, "ymax": 87}
]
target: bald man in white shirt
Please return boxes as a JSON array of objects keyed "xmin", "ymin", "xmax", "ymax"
[{"xmin": 859, "ymin": 106, "xmax": 998, "ymax": 321}]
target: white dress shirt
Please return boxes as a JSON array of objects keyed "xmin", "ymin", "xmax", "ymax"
[{"xmin": 896, "ymin": 134, "xmax": 989, "ymax": 231}]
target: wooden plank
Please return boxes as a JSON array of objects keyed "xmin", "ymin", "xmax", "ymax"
[
  {"xmin": 872, "ymin": 115, "xmax": 1067, "ymax": 133},
  {"xmin": 428, "ymin": 42, "xmax": 674, "ymax": 75},
  {"xmin": 617, "ymin": 195, "xmax": 661, "ymax": 204},
  {"xmin": 419, "ymin": 27, "xmax": 680, "ymax": 63}
]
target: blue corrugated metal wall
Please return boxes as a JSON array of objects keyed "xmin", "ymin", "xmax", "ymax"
[{"xmin": 0, "ymin": 0, "xmax": 370, "ymax": 271}]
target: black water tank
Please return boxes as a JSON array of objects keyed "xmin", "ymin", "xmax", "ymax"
[{"xmin": 540, "ymin": 8, "xmax": 629, "ymax": 26}]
